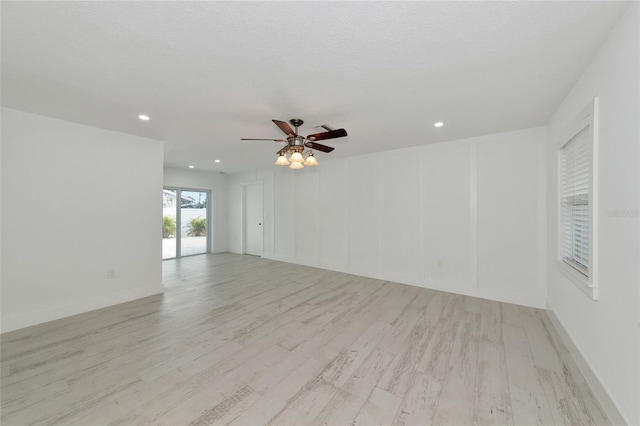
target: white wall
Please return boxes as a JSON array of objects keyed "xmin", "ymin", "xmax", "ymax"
[
  {"xmin": 546, "ymin": 4, "xmax": 640, "ymax": 424},
  {"xmin": 228, "ymin": 126, "xmax": 547, "ymax": 308},
  {"xmin": 1, "ymin": 108, "xmax": 164, "ymax": 333},
  {"xmin": 163, "ymin": 168, "xmax": 227, "ymax": 253}
]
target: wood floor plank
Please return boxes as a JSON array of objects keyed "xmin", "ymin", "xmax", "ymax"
[
  {"xmin": 321, "ymin": 320, "xmax": 392, "ymax": 387},
  {"xmin": 228, "ymin": 357, "xmax": 326, "ymax": 426},
  {"xmin": 480, "ymin": 299, "xmax": 504, "ymax": 344},
  {"xmin": 376, "ymin": 288, "xmax": 433, "ymax": 355},
  {"xmin": 393, "ymin": 372, "xmax": 442, "ymax": 426},
  {"xmin": 462, "ymin": 294, "xmax": 483, "ymax": 314},
  {"xmin": 417, "ymin": 314, "xmax": 460, "ymax": 380},
  {"xmin": 184, "ymin": 332, "xmax": 292, "ymax": 387},
  {"xmin": 502, "ymin": 323, "xmax": 545, "ymax": 396},
  {"xmin": 352, "ymin": 386, "xmax": 402, "ymax": 426},
  {"xmin": 138, "ymin": 340, "xmax": 242, "ymax": 383},
  {"xmin": 106, "ymin": 377, "xmax": 204, "ymax": 425},
  {"xmin": 65, "ymin": 369, "xmax": 189, "ymax": 426},
  {"xmin": 0, "ymin": 378, "xmax": 69, "ymax": 419},
  {"xmin": 518, "ymin": 306, "xmax": 564, "ymax": 373},
  {"xmin": 313, "ymin": 349, "xmax": 395, "ymax": 426},
  {"xmin": 377, "ymin": 313, "xmax": 432, "ymax": 398},
  {"xmin": 501, "ymin": 302, "xmax": 523, "ymax": 327},
  {"xmin": 0, "ymin": 253, "xmax": 610, "ymax": 426},
  {"xmin": 502, "ymin": 323, "xmax": 555, "ymax": 425},
  {"xmin": 509, "ymin": 385, "xmax": 555, "ymax": 426},
  {"xmin": 431, "ymin": 310, "xmax": 479, "ymax": 426},
  {"xmin": 521, "ymin": 308, "xmax": 609, "ymax": 425},
  {"xmin": 186, "ymin": 385, "xmax": 261, "ymax": 426},
  {"xmin": 267, "ymin": 376, "xmax": 338, "ymax": 426},
  {"xmin": 474, "ymin": 341, "xmax": 514, "ymax": 426},
  {"xmin": 535, "ymin": 311, "xmax": 610, "ymax": 425},
  {"xmin": 537, "ymin": 367, "xmax": 601, "ymax": 426}
]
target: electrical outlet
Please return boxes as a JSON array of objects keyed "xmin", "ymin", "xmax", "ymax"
[{"xmin": 107, "ymin": 269, "xmax": 116, "ymax": 279}]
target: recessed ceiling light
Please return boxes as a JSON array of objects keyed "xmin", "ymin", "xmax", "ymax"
[
  {"xmin": 138, "ymin": 115, "xmax": 150, "ymax": 121},
  {"xmin": 434, "ymin": 121, "xmax": 444, "ymax": 128},
  {"xmin": 214, "ymin": 159, "xmax": 221, "ymax": 163},
  {"xmin": 188, "ymin": 165, "xmax": 194, "ymax": 169}
]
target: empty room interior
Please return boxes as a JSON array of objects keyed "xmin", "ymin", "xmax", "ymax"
[{"xmin": 1, "ymin": 2, "xmax": 639, "ymax": 425}]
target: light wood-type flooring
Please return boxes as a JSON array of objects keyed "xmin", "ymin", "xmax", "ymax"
[{"xmin": 1, "ymin": 253, "xmax": 609, "ymax": 425}]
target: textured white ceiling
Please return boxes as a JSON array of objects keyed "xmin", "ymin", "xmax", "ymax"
[{"xmin": 1, "ymin": 1, "xmax": 629, "ymax": 173}]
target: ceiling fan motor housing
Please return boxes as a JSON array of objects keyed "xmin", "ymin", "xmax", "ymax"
[{"xmin": 288, "ymin": 135, "xmax": 306, "ymax": 150}]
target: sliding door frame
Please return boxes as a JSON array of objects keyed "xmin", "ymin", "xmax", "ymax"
[{"xmin": 163, "ymin": 186, "xmax": 212, "ymax": 259}]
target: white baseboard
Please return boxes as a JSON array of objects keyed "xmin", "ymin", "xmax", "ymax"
[
  {"xmin": 261, "ymin": 254, "xmax": 545, "ymax": 309},
  {"xmin": 1, "ymin": 283, "xmax": 164, "ymax": 334},
  {"xmin": 546, "ymin": 310, "xmax": 628, "ymax": 426}
]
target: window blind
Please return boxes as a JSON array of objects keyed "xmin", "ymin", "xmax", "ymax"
[{"xmin": 560, "ymin": 126, "xmax": 590, "ymax": 276}]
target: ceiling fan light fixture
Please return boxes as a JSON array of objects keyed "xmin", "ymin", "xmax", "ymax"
[
  {"xmin": 304, "ymin": 152, "xmax": 318, "ymax": 166},
  {"xmin": 242, "ymin": 118, "xmax": 346, "ymax": 170},
  {"xmin": 289, "ymin": 151, "xmax": 304, "ymax": 163},
  {"xmin": 275, "ymin": 154, "xmax": 290, "ymax": 166}
]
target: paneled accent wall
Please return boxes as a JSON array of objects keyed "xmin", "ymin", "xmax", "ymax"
[{"xmin": 228, "ymin": 127, "xmax": 546, "ymax": 308}]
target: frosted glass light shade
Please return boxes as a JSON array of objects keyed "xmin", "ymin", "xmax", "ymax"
[
  {"xmin": 289, "ymin": 152, "xmax": 304, "ymax": 163},
  {"xmin": 289, "ymin": 161, "xmax": 304, "ymax": 169},
  {"xmin": 304, "ymin": 153, "xmax": 318, "ymax": 166},
  {"xmin": 275, "ymin": 154, "xmax": 290, "ymax": 165}
]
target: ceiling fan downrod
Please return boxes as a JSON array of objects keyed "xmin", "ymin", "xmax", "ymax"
[{"xmin": 289, "ymin": 118, "xmax": 304, "ymax": 133}]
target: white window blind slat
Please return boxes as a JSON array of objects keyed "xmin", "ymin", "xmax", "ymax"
[{"xmin": 560, "ymin": 126, "xmax": 591, "ymax": 277}]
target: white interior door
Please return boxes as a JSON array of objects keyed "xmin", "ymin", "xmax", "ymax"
[{"xmin": 244, "ymin": 183, "xmax": 263, "ymax": 256}]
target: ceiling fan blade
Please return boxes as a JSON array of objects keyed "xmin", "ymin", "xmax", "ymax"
[
  {"xmin": 276, "ymin": 147, "xmax": 290, "ymax": 155},
  {"xmin": 306, "ymin": 128, "xmax": 348, "ymax": 141},
  {"xmin": 241, "ymin": 138, "xmax": 285, "ymax": 142},
  {"xmin": 272, "ymin": 119, "xmax": 296, "ymax": 136},
  {"xmin": 316, "ymin": 124, "xmax": 335, "ymax": 131},
  {"xmin": 305, "ymin": 142, "xmax": 335, "ymax": 153}
]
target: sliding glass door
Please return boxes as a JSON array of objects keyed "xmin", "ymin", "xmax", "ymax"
[
  {"xmin": 162, "ymin": 187, "xmax": 210, "ymax": 259},
  {"xmin": 180, "ymin": 190, "xmax": 208, "ymax": 256},
  {"xmin": 162, "ymin": 189, "xmax": 178, "ymax": 259}
]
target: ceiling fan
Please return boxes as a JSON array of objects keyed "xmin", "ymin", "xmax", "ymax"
[{"xmin": 241, "ymin": 118, "xmax": 348, "ymax": 168}]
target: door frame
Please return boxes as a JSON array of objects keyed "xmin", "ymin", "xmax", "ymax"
[
  {"xmin": 163, "ymin": 186, "xmax": 212, "ymax": 259},
  {"xmin": 242, "ymin": 181, "xmax": 264, "ymax": 256}
]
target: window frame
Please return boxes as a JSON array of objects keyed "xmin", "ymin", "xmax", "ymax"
[{"xmin": 556, "ymin": 97, "xmax": 599, "ymax": 300}]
